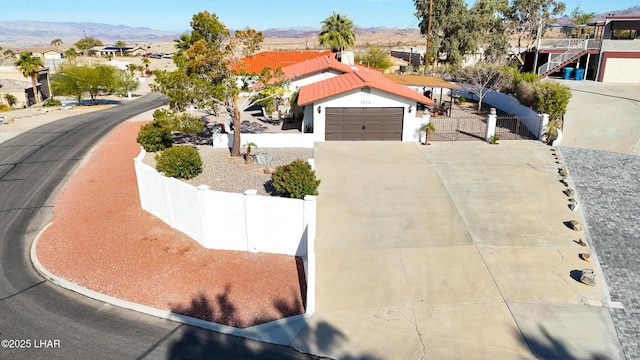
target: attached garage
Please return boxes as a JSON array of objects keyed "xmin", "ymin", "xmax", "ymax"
[
  {"xmin": 601, "ymin": 56, "xmax": 640, "ymax": 83},
  {"xmin": 325, "ymin": 107, "xmax": 404, "ymax": 141}
]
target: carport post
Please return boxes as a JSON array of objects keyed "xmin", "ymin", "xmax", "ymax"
[{"xmin": 486, "ymin": 108, "xmax": 497, "ymax": 142}]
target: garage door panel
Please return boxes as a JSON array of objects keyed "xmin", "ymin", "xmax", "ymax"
[
  {"xmin": 603, "ymin": 58, "xmax": 640, "ymax": 83},
  {"xmin": 325, "ymin": 107, "xmax": 404, "ymax": 141}
]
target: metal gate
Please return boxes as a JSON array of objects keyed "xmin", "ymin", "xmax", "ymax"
[
  {"xmin": 495, "ymin": 116, "xmax": 539, "ymax": 140},
  {"xmin": 429, "ymin": 115, "xmax": 487, "ymax": 141},
  {"xmin": 429, "ymin": 115, "xmax": 540, "ymax": 142}
]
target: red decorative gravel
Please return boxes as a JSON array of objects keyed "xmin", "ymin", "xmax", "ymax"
[{"xmin": 36, "ymin": 120, "xmax": 305, "ymax": 328}]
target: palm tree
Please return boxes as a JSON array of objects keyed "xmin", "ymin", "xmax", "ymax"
[
  {"xmin": 115, "ymin": 40, "xmax": 127, "ymax": 57},
  {"xmin": 50, "ymin": 38, "xmax": 63, "ymax": 47},
  {"xmin": 141, "ymin": 57, "xmax": 151, "ymax": 76},
  {"xmin": 419, "ymin": 122, "xmax": 436, "ymax": 145},
  {"xmin": 318, "ymin": 11, "xmax": 356, "ymax": 52},
  {"xmin": 64, "ymin": 47, "xmax": 78, "ymax": 61},
  {"xmin": 15, "ymin": 52, "xmax": 44, "ymax": 106}
]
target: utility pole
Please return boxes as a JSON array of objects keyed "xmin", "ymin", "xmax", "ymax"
[{"xmin": 424, "ymin": 0, "xmax": 433, "ymax": 76}]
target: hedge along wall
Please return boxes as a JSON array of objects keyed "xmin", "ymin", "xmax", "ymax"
[{"xmin": 133, "ymin": 148, "xmax": 317, "ymax": 313}]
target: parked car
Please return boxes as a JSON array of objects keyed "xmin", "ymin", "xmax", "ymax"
[{"xmin": 162, "ymin": 53, "xmax": 173, "ymax": 59}]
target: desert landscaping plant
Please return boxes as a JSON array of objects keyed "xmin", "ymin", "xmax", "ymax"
[
  {"xmin": 155, "ymin": 146, "xmax": 203, "ymax": 180},
  {"xmin": 533, "ymin": 82, "xmax": 572, "ymax": 122},
  {"xmin": 136, "ymin": 122, "xmax": 174, "ymax": 152},
  {"xmin": 271, "ymin": 160, "xmax": 320, "ymax": 199},
  {"xmin": 243, "ymin": 141, "xmax": 257, "ymax": 164},
  {"xmin": 489, "ymin": 133, "xmax": 500, "ymax": 144},
  {"xmin": 43, "ymin": 98, "xmax": 62, "ymax": 107},
  {"xmin": 3, "ymin": 93, "xmax": 18, "ymax": 107},
  {"xmin": 419, "ymin": 122, "xmax": 436, "ymax": 145}
]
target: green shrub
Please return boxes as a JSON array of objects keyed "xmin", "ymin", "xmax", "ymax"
[
  {"xmin": 152, "ymin": 108, "xmax": 203, "ymax": 134},
  {"xmin": 0, "ymin": 104, "xmax": 9, "ymax": 112},
  {"xmin": 136, "ymin": 122, "xmax": 173, "ymax": 152},
  {"xmin": 155, "ymin": 146, "xmax": 203, "ymax": 179},
  {"xmin": 43, "ymin": 98, "xmax": 62, "ymax": 107},
  {"xmin": 271, "ymin": 160, "xmax": 320, "ymax": 199},
  {"xmin": 533, "ymin": 82, "xmax": 572, "ymax": 121}
]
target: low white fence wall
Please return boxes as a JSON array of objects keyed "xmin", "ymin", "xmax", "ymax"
[
  {"xmin": 213, "ymin": 133, "xmax": 315, "ymax": 149},
  {"xmin": 133, "ymin": 148, "xmax": 317, "ymax": 313},
  {"xmin": 456, "ymin": 85, "xmax": 547, "ymax": 139}
]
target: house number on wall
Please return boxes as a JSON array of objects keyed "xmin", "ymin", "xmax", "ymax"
[{"xmin": 360, "ymin": 100, "xmax": 371, "ymax": 104}]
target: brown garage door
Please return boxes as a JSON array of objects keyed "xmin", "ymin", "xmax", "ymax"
[{"xmin": 325, "ymin": 107, "xmax": 403, "ymax": 141}]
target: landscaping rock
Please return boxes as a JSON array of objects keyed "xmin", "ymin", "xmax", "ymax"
[
  {"xmin": 262, "ymin": 167, "xmax": 275, "ymax": 175},
  {"xmin": 251, "ymin": 152, "xmax": 275, "ymax": 166},
  {"xmin": 579, "ymin": 269, "xmax": 596, "ymax": 286},
  {"xmin": 570, "ymin": 220, "xmax": 583, "ymax": 232}
]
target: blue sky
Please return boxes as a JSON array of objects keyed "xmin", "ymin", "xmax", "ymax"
[{"xmin": 1, "ymin": 0, "xmax": 637, "ymax": 32}]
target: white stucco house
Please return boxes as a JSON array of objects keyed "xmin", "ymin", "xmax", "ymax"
[{"xmin": 281, "ymin": 53, "xmax": 434, "ymax": 142}]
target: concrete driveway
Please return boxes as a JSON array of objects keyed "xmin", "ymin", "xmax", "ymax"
[
  {"xmin": 560, "ymin": 80, "xmax": 640, "ymax": 155},
  {"xmin": 291, "ymin": 141, "xmax": 623, "ymax": 359}
]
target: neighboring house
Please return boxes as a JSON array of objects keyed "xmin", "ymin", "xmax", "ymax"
[
  {"xmin": 282, "ymin": 52, "xmax": 434, "ymax": 142},
  {"xmin": 0, "ymin": 79, "xmax": 34, "ymax": 108},
  {"xmin": 532, "ymin": 15, "xmax": 640, "ymax": 83},
  {"xmin": 10, "ymin": 47, "xmax": 65, "ymax": 60},
  {"xmin": 0, "ymin": 66, "xmax": 51, "ymax": 106},
  {"xmin": 92, "ymin": 46, "xmax": 147, "ymax": 57},
  {"xmin": 390, "ymin": 49, "xmax": 424, "ymax": 68},
  {"xmin": 387, "ymin": 57, "xmax": 411, "ymax": 74}
]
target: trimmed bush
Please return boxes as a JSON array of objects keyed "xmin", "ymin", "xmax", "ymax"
[
  {"xmin": 271, "ymin": 160, "xmax": 320, "ymax": 199},
  {"xmin": 136, "ymin": 122, "xmax": 173, "ymax": 152},
  {"xmin": 0, "ymin": 104, "xmax": 9, "ymax": 112},
  {"xmin": 155, "ymin": 146, "xmax": 202, "ymax": 179},
  {"xmin": 43, "ymin": 98, "xmax": 62, "ymax": 107}
]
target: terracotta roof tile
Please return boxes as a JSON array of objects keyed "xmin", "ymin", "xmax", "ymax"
[
  {"xmin": 298, "ymin": 68, "xmax": 434, "ymax": 106},
  {"xmin": 234, "ymin": 50, "xmax": 331, "ymax": 74},
  {"xmin": 282, "ymin": 54, "xmax": 354, "ymax": 79}
]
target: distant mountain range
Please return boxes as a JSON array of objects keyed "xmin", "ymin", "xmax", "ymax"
[
  {"xmin": 0, "ymin": 21, "xmax": 181, "ymax": 46},
  {"xmin": 1, "ymin": 6, "xmax": 638, "ymax": 47}
]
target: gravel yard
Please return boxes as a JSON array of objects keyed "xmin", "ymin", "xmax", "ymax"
[{"xmin": 143, "ymin": 146, "xmax": 314, "ymax": 196}]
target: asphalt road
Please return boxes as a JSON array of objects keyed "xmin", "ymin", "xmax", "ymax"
[{"xmin": 0, "ymin": 93, "xmax": 319, "ymax": 360}]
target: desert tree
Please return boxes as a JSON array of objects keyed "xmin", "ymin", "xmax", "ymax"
[
  {"xmin": 569, "ymin": 6, "xmax": 596, "ymax": 38},
  {"xmin": 75, "ymin": 37, "xmax": 103, "ymax": 56},
  {"xmin": 115, "ymin": 40, "xmax": 127, "ymax": 57},
  {"xmin": 318, "ymin": 11, "xmax": 356, "ymax": 52},
  {"xmin": 112, "ymin": 70, "xmax": 139, "ymax": 97},
  {"xmin": 504, "ymin": 0, "xmax": 566, "ymax": 50},
  {"xmin": 15, "ymin": 52, "xmax": 44, "ymax": 106},
  {"xmin": 356, "ymin": 45, "xmax": 394, "ymax": 71},
  {"xmin": 52, "ymin": 63, "xmax": 117, "ymax": 105},
  {"xmin": 152, "ymin": 11, "xmax": 287, "ymax": 157},
  {"xmin": 469, "ymin": 0, "xmax": 510, "ymax": 62},
  {"xmin": 452, "ymin": 62, "xmax": 511, "ymax": 111},
  {"xmin": 415, "ymin": 0, "xmax": 478, "ymax": 67}
]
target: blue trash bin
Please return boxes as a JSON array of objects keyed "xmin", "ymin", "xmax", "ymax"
[
  {"xmin": 574, "ymin": 68, "xmax": 585, "ymax": 81},
  {"xmin": 563, "ymin": 67, "xmax": 574, "ymax": 80}
]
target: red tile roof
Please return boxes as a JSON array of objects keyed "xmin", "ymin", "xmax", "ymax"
[
  {"xmin": 282, "ymin": 54, "xmax": 355, "ymax": 79},
  {"xmin": 298, "ymin": 68, "xmax": 434, "ymax": 106},
  {"xmin": 233, "ymin": 50, "xmax": 331, "ymax": 74}
]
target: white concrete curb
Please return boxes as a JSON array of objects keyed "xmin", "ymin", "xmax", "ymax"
[{"xmin": 30, "ymin": 223, "xmax": 311, "ymax": 346}]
